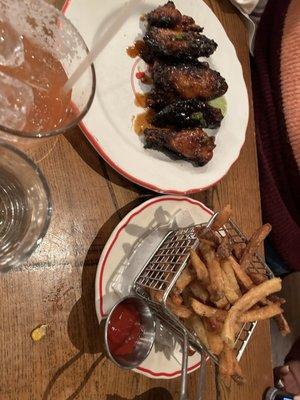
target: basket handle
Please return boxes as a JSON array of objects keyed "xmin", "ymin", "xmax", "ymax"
[
  {"xmin": 197, "ymin": 351, "xmax": 206, "ymax": 400},
  {"xmin": 180, "ymin": 333, "xmax": 189, "ymax": 400}
]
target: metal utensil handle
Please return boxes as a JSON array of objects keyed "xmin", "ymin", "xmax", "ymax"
[
  {"xmin": 180, "ymin": 333, "xmax": 189, "ymax": 400},
  {"xmin": 197, "ymin": 352, "xmax": 206, "ymax": 400}
]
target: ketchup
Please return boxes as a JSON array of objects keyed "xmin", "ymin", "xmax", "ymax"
[{"xmin": 107, "ymin": 302, "xmax": 143, "ymax": 357}]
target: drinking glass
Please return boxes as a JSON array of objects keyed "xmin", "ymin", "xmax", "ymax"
[
  {"xmin": 0, "ymin": 0, "xmax": 96, "ymax": 148},
  {"xmin": 0, "ymin": 142, "xmax": 52, "ymax": 270}
]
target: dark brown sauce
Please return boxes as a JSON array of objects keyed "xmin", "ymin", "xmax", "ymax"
[
  {"xmin": 134, "ymin": 93, "xmax": 149, "ymax": 108},
  {"xmin": 133, "ymin": 109, "xmax": 155, "ymax": 135},
  {"xmin": 126, "ymin": 40, "xmax": 145, "ymax": 58}
]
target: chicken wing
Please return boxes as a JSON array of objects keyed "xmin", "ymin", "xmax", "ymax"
[
  {"xmin": 144, "ymin": 27, "xmax": 217, "ymax": 60},
  {"xmin": 146, "ymin": 1, "xmax": 203, "ymax": 32},
  {"xmin": 152, "ymin": 98, "xmax": 224, "ymax": 129},
  {"xmin": 146, "ymin": 1, "xmax": 182, "ymax": 28},
  {"xmin": 146, "ymin": 88, "xmax": 178, "ymax": 110},
  {"xmin": 144, "ymin": 127, "xmax": 215, "ymax": 165},
  {"xmin": 152, "ymin": 61, "xmax": 228, "ymax": 100}
]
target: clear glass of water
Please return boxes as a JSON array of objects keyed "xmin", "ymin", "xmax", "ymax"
[{"xmin": 0, "ymin": 142, "xmax": 51, "ymax": 270}]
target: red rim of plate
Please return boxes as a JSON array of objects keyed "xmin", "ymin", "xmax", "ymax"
[
  {"xmin": 95, "ymin": 195, "xmax": 213, "ymax": 377},
  {"xmin": 62, "ymin": 0, "xmax": 247, "ymax": 195},
  {"xmin": 62, "ymin": 0, "xmax": 71, "ymax": 13}
]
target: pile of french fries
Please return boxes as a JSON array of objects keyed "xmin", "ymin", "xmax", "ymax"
[{"xmin": 150, "ymin": 205, "xmax": 290, "ymax": 384}]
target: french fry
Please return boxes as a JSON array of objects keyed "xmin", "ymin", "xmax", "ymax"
[
  {"xmin": 228, "ymin": 256, "xmax": 254, "ymax": 291},
  {"xmin": 202, "ymin": 249, "xmax": 224, "ymax": 300},
  {"xmin": 219, "ymin": 343, "xmax": 234, "ymax": 377},
  {"xmin": 191, "ymin": 315, "xmax": 209, "ymax": 349},
  {"xmin": 213, "ymin": 295, "xmax": 229, "ymax": 309},
  {"xmin": 221, "ymin": 269, "xmax": 240, "ymax": 305},
  {"xmin": 195, "ymin": 227, "xmax": 221, "ymax": 246},
  {"xmin": 167, "ymin": 300, "xmax": 193, "ymax": 319},
  {"xmin": 191, "ymin": 298, "xmax": 227, "ymax": 321},
  {"xmin": 270, "ymin": 295, "xmax": 286, "ymax": 305},
  {"xmin": 240, "ymin": 224, "xmax": 272, "ymax": 270},
  {"xmin": 150, "ymin": 287, "xmax": 191, "ymax": 319},
  {"xmin": 203, "ymin": 319, "xmax": 224, "ymax": 355},
  {"xmin": 248, "ymin": 278, "xmax": 285, "ymax": 310},
  {"xmin": 190, "ymin": 249, "xmax": 209, "ymax": 285},
  {"xmin": 198, "ymin": 238, "xmax": 217, "ymax": 248},
  {"xmin": 246, "ymin": 270, "xmax": 284, "ymax": 294},
  {"xmin": 211, "ymin": 205, "xmax": 232, "ymax": 231},
  {"xmin": 149, "ymin": 288, "xmax": 163, "ymax": 303},
  {"xmin": 170, "ymin": 291, "xmax": 183, "ymax": 305},
  {"xmin": 219, "ymin": 345, "xmax": 245, "ymax": 384},
  {"xmin": 207, "ymin": 330, "xmax": 224, "ymax": 356},
  {"xmin": 181, "ymin": 287, "xmax": 192, "ymax": 306},
  {"xmin": 239, "ymin": 303, "xmax": 283, "ymax": 323},
  {"xmin": 221, "ymin": 259, "xmax": 242, "ymax": 297},
  {"xmin": 232, "ymin": 355, "xmax": 246, "ymax": 385},
  {"xmin": 234, "ymin": 321, "xmax": 244, "ymax": 338},
  {"xmin": 189, "ymin": 281, "xmax": 209, "ymax": 303},
  {"xmin": 198, "ymin": 240, "xmax": 212, "ymax": 256},
  {"xmin": 206, "ymin": 316, "xmax": 223, "ymax": 333},
  {"xmin": 274, "ymin": 313, "xmax": 291, "ymax": 336},
  {"xmin": 149, "ymin": 289, "xmax": 191, "ymax": 319},
  {"xmin": 175, "ymin": 266, "xmax": 194, "ymax": 293},
  {"xmin": 221, "ymin": 278, "xmax": 282, "ymax": 347},
  {"xmin": 208, "ymin": 286, "xmax": 229, "ymax": 308}
]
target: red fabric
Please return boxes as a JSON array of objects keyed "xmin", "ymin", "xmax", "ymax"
[
  {"xmin": 252, "ymin": 0, "xmax": 300, "ymax": 271},
  {"xmin": 281, "ymin": 0, "xmax": 300, "ymax": 169}
]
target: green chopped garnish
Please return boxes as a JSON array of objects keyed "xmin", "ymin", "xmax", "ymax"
[
  {"xmin": 173, "ymin": 33, "xmax": 185, "ymax": 40},
  {"xmin": 208, "ymin": 96, "xmax": 227, "ymax": 116},
  {"xmin": 191, "ymin": 111, "xmax": 205, "ymax": 124}
]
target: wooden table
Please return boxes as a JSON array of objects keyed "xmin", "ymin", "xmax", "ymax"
[{"xmin": 0, "ymin": 1, "xmax": 273, "ymax": 399}]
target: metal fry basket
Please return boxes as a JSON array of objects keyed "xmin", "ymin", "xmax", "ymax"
[{"xmin": 132, "ymin": 212, "xmax": 274, "ymax": 398}]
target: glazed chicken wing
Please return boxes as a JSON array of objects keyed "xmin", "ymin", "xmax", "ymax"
[
  {"xmin": 152, "ymin": 61, "xmax": 228, "ymax": 100},
  {"xmin": 179, "ymin": 15, "xmax": 203, "ymax": 32},
  {"xmin": 144, "ymin": 127, "xmax": 215, "ymax": 165},
  {"xmin": 144, "ymin": 27, "xmax": 217, "ymax": 60},
  {"xmin": 152, "ymin": 98, "xmax": 223, "ymax": 129},
  {"xmin": 146, "ymin": 1, "xmax": 182, "ymax": 28},
  {"xmin": 146, "ymin": 88, "xmax": 178, "ymax": 110},
  {"xmin": 146, "ymin": 1, "xmax": 203, "ymax": 31}
]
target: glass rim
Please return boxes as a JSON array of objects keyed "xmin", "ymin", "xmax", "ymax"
[
  {"xmin": 0, "ymin": 141, "xmax": 52, "ymax": 263},
  {"xmin": 0, "ymin": 0, "xmax": 96, "ymax": 139}
]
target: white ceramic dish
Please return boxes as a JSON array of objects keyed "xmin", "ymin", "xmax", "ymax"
[
  {"xmin": 94, "ymin": 195, "xmax": 214, "ymax": 379},
  {"xmin": 64, "ymin": 0, "xmax": 249, "ymax": 194}
]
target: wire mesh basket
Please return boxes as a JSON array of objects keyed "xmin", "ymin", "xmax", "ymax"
[{"xmin": 133, "ymin": 212, "xmax": 274, "ymax": 364}]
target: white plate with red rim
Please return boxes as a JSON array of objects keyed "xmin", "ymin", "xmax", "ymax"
[
  {"xmin": 94, "ymin": 195, "xmax": 214, "ymax": 378},
  {"xmin": 63, "ymin": 0, "xmax": 249, "ymax": 194}
]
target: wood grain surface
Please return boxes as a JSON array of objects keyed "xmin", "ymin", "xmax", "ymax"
[{"xmin": 0, "ymin": 0, "xmax": 273, "ymax": 399}]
